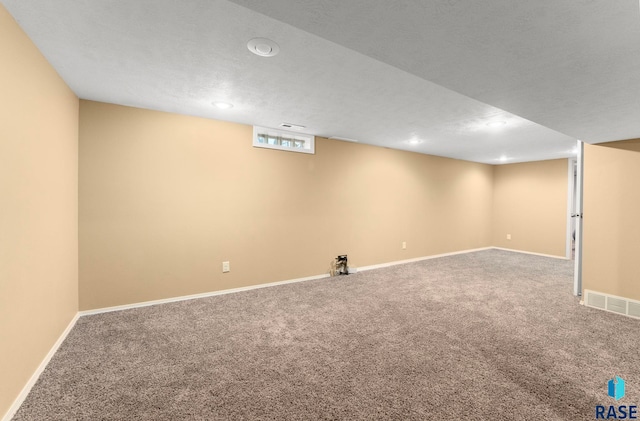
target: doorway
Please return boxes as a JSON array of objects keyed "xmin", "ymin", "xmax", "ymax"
[{"xmin": 569, "ymin": 141, "xmax": 584, "ymax": 296}]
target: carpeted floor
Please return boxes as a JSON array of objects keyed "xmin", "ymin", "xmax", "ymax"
[{"xmin": 13, "ymin": 250, "xmax": 640, "ymax": 420}]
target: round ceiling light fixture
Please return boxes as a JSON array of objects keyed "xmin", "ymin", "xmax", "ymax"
[
  {"xmin": 247, "ymin": 38, "xmax": 280, "ymax": 57},
  {"xmin": 405, "ymin": 138, "xmax": 424, "ymax": 145},
  {"xmin": 486, "ymin": 121, "xmax": 507, "ymax": 128},
  {"xmin": 213, "ymin": 101, "xmax": 233, "ymax": 109}
]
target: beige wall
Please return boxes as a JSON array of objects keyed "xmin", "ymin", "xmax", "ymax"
[
  {"xmin": 79, "ymin": 100, "xmax": 494, "ymax": 310},
  {"xmin": 583, "ymin": 140, "xmax": 640, "ymax": 301},
  {"xmin": 0, "ymin": 5, "xmax": 79, "ymax": 419},
  {"xmin": 492, "ymin": 159, "xmax": 569, "ymax": 257}
]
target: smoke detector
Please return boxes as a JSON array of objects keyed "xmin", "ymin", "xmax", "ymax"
[{"xmin": 247, "ymin": 38, "xmax": 280, "ymax": 57}]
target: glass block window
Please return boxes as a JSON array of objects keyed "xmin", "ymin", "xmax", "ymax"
[{"xmin": 253, "ymin": 126, "xmax": 315, "ymax": 154}]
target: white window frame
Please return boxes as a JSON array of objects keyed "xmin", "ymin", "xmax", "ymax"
[{"xmin": 253, "ymin": 126, "xmax": 315, "ymax": 154}]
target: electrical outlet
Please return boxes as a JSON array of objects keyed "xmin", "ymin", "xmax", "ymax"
[
  {"xmin": 222, "ymin": 261, "xmax": 230, "ymax": 273},
  {"xmin": 402, "ymin": 241, "xmax": 406, "ymax": 249},
  {"xmin": 507, "ymin": 234, "xmax": 511, "ymax": 240}
]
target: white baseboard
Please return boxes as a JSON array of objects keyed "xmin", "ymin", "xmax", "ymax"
[
  {"xmin": 82, "ymin": 247, "xmax": 499, "ymax": 315},
  {"xmin": 79, "ymin": 273, "xmax": 332, "ymax": 316},
  {"xmin": 3, "ymin": 245, "xmax": 573, "ymax": 419},
  {"xmin": 357, "ymin": 247, "xmax": 493, "ymax": 272},
  {"xmin": 2, "ymin": 312, "xmax": 80, "ymax": 421},
  {"xmin": 491, "ymin": 247, "xmax": 569, "ymax": 260}
]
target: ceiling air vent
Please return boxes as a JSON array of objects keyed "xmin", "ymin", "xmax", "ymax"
[{"xmin": 279, "ymin": 123, "xmax": 305, "ymax": 130}]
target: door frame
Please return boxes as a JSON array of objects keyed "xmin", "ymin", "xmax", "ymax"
[
  {"xmin": 566, "ymin": 158, "xmax": 576, "ymax": 260},
  {"xmin": 573, "ymin": 141, "xmax": 584, "ymax": 296}
]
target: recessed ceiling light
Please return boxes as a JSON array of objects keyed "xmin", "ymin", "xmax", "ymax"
[
  {"xmin": 487, "ymin": 121, "xmax": 507, "ymax": 128},
  {"xmin": 406, "ymin": 139, "xmax": 424, "ymax": 145},
  {"xmin": 213, "ymin": 102, "xmax": 233, "ymax": 109},
  {"xmin": 499, "ymin": 155, "xmax": 508, "ymax": 162},
  {"xmin": 247, "ymin": 38, "xmax": 280, "ymax": 57}
]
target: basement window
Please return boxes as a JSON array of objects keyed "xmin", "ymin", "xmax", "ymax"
[{"xmin": 253, "ymin": 126, "xmax": 315, "ymax": 154}]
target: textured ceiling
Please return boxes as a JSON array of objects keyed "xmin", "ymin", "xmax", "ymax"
[
  {"xmin": 229, "ymin": 0, "xmax": 640, "ymax": 144},
  {"xmin": 4, "ymin": 0, "xmax": 626, "ymax": 164}
]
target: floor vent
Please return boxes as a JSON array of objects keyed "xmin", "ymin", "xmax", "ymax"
[
  {"xmin": 584, "ymin": 290, "xmax": 640, "ymax": 320},
  {"xmin": 586, "ymin": 291, "xmax": 606, "ymax": 309},
  {"xmin": 629, "ymin": 302, "xmax": 640, "ymax": 318}
]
